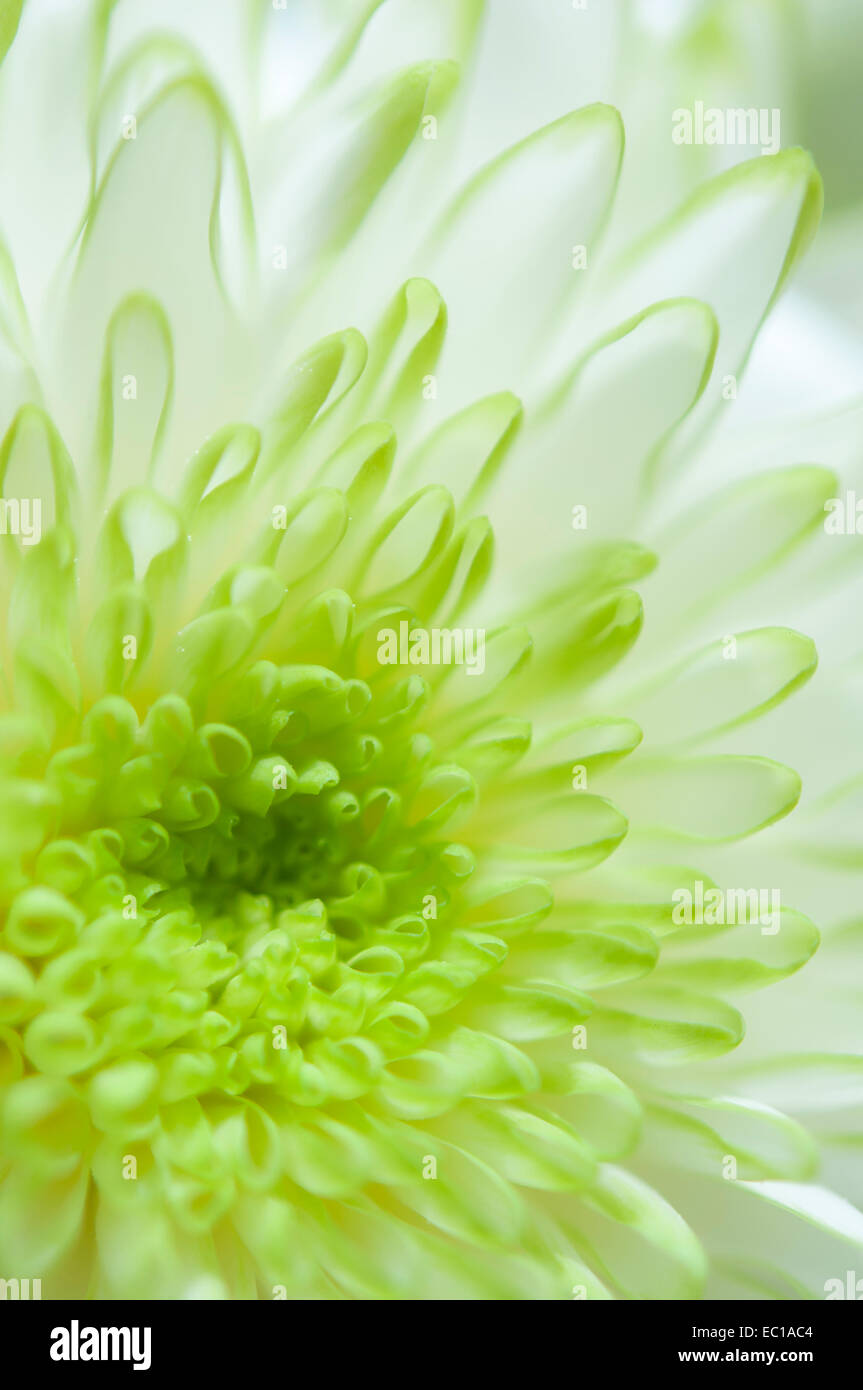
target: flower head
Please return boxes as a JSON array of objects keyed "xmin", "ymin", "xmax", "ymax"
[{"xmin": 0, "ymin": 0, "xmax": 859, "ymax": 1301}]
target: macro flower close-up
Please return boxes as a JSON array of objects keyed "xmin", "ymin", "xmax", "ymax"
[{"xmin": 0, "ymin": 0, "xmax": 862, "ymax": 1314}]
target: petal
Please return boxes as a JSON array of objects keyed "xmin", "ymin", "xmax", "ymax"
[
  {"xmin": 420, "ymin": 104, "xmax": 624, "ymax": 403},
  {"xmin": 629, "ymin": 627, "xmax": 818, "ymax": 747},
  {"xmin": 609, "ymin": 754, "xmax": 801, "ymax": 840},
  {"xmin": 586, "ymin": 149, "xmax": 823, "ymax": 454}
]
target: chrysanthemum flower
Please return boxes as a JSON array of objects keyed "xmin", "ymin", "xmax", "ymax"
[{"xmin": 0, "ymin": 0, "xmax": 860, "ymax": 1301}]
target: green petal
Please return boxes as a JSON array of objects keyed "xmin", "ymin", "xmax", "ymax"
[
  {"xmin": 629, "ymin": 627, "xmax": 817, "ymax": 747},
  {"xmin": 612, "ymin": 754, "xmax": 801, "ymax": 840}
]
